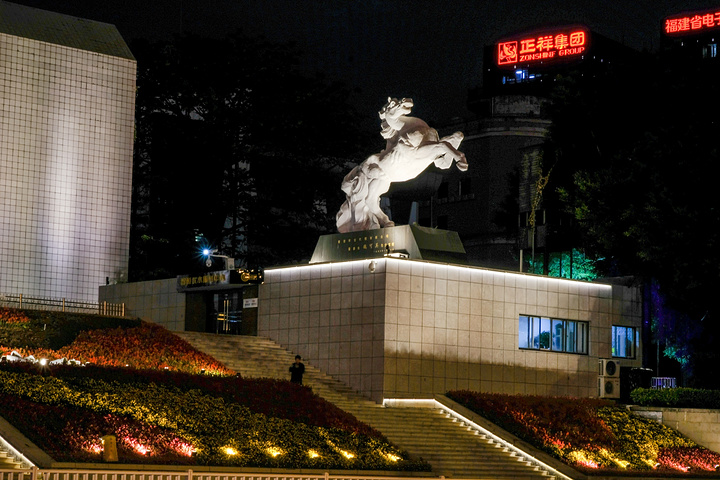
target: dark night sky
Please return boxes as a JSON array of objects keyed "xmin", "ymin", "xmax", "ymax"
[{"xmin": 7, "ymin": 0, "xmax": 719, "ymax": 122}]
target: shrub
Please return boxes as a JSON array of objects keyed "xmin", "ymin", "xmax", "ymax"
[
  {"xmin": 0, "ymin": 308, "xmax": 30, "ymax": 324},
  {"xmin": 0, "ymin": 393, "xmax": 195, "ymax": 464},
  {"xmin": 2, "ymin": 322, "xmax": 233, "ymax": 376},
  {"xmin": 447, "ymin": 390, "xmax": 720, "ymax": 474},
  {"xmin": 0, "ymin": 311, "xmax": 428, "ymax": 470},
  {"xmin": 0, "ymin": 307, "xmax": 142, "ymax": 350},
  {"xmin": 0, "ymin": 370, "xmax": 426, "ymax": 470},
  {"xmin": 630, "ymin": 388, "xmax": 720, "ymax": 409}
]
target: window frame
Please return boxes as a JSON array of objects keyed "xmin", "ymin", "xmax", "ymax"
[
  {"xmin": 611, "ymin": 325, "xmax": 637, "ymax": 359},
  {"xmin": 519, "ymin": 315, "xmax": 588, "ymax": 355}
]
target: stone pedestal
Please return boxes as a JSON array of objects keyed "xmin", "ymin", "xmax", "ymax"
[{"xmin": 311, "ymin": 224, "xmax": 467, "ymax": 264}]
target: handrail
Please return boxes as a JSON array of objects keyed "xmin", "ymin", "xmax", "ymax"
[
  {"xmin": 383, "ymin": 397, "xmax": 578, "ymax": 480},
  {"xmin": 0, "ymin": 468, "xmax": 433, "ymax": 480},
  {"xmin": 0, "ymin": 293, "xmax": 124, "ymax": 317}
]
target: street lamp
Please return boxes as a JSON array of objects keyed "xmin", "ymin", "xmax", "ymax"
[{"xmin": 201, "ymin": 248, "xmax": 234, "ymax": 270}]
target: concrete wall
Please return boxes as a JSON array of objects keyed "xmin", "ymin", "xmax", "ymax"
[
  {"xmin": 258, "ymin": 257, "xmax": 643, "ymax": 402},
  {"xmin": 100, "ymin": 279, "xmax": 185, "ymax": 331},
  {"xmin": 0, "ymin": 24, "xmax": 136, "ymax": 302},
  {"xmin": 631, "ymin": 406, "xmax": 720, "ymax": 453}
]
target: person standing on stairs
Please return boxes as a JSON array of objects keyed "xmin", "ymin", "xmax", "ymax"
[{"xmin": 289, "ymin": 355, "xmax": 305, "ymax": 384}]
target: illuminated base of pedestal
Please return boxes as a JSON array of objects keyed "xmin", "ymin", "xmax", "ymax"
[{"xmin": 310, "ymin": 224, "xmax": 467, "ymax": 264}]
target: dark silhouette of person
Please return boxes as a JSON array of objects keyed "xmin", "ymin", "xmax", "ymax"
[{"xmin": 289, "ymin": 355, "xmax": 305, "ymax": 384}]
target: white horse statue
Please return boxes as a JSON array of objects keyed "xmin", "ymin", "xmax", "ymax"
[{"xmin": 336, "ymin": 98, "xmax": 468, "ymax": 233}]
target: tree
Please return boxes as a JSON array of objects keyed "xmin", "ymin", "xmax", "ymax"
[
  {"xmin": 549, "ymin": 50, "xmax": 720, "ymax": 385},
  {"xmin": 130, "ymin": 33, "xmax": 366, "ymax": 280}
]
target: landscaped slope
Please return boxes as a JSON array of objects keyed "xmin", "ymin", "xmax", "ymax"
[
  {"xmin": 447, "ymin": 390, "xmax": 720, "ymax": 475},
  {"xmin": 0, "ymin": 308, "xmax": 426, "ymax": 471}
]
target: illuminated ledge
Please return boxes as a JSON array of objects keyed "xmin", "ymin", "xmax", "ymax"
[
  {"xmin": 268, "ymin": 257, "xmax": 614, "ymax": 291},
  {"xmin": 382, "ymin": 397, "xmax": 574, "ymax": 480}
]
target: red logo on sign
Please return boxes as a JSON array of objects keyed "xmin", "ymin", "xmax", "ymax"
[{"xmin": 498, "ymin": 41, "xmax": 518, "ymax": 65}]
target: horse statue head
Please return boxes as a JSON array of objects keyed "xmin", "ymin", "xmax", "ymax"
[{"xmin": 336, "ymin": 98, "xmax": 468, "ymax": 233}]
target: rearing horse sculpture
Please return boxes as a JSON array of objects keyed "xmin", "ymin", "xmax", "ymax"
[{"xmin": 336, "ymin": 98, "xmax": 468, "ymax": 233}]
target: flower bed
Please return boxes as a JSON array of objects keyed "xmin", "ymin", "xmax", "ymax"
[
  {"xmin": 0, "ymin": 310, "xmax": 427, "ymax": 471},
  {"xmin": 0, "ymin": 369, "xmax": 422, "ymax": 469},
  {"xmin": 447, "ymin": 390, "xmax": 720, "ymax": 475}
]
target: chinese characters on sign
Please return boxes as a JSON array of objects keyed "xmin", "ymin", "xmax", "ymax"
[
  {"xmin": 665, "ymin": 9, "xmax": 720, "ymax": 35},
  {"xmin": 337, "ymin": 233, "xmax": 395, "ymax": 255},
  {"xmin": 497, "ymin": 28, "xmax": 588, "ymax": 66},
  {"xmin": 177, "ymin": 271, "xmax": 229, "ymax": 289}
]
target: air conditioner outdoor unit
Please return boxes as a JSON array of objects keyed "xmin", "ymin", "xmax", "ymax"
[
  {"xmin": 598, "ymin": 376, "xmax": 621, "ymax": 399},
  {"xmin": 599, "ymin": 359, "xmax": 620, "ymax": 377}
]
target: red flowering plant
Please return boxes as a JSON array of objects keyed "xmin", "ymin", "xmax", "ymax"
[
  {"xmin": 447, "ymin": 390, "xmax": 616, "ymax": 459},
  {"xmin": 55, "ymin": 323, "xmax": 233, "ymax": 375},
  {"xmin": 2, "ymin": 321, "xmax": 233, "ymax": 376},
  {"xmin": 0, "ymin": 393, "xmax": 195, "ymax": 464},
  {"xmin": 447, "ymin": 390, "xmax": 720, "ymax": 475},
  {"xmin": 0, "ymin": 307, "xmax": 30, "ymax": 324},
  {"xmin": 0, "ymin": 370, "xmax": 426, "ymax": 470},
  {"xmin": 658, "ymin": 447, "xmax": 720, "ymax": 472}
]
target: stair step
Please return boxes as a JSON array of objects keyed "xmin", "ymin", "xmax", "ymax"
[{"xmin": 176, "ymin": 332, "xmax": 556, "ymax": 480}]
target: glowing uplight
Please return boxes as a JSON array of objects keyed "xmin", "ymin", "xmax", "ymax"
[
  {"xmin": 381, "ymin": 452, "xmax": 400, "ymax": 462},
  {"xmin": 567, "ymin": 450, "xmax": 599, "ymax": 469},
  {"xmin": 266, "ymin": 446, "xmax": 283, "ymax": 457},
  {"xmin": 171, "ymin": 440, "xmax": 196, "ymax": 457},
  {"xmin": 39, "ymin": 358, "xmax": 47, "ymax": 366},
  {"xmin": 84, "ymin": 443, "xmax": 103, "ymax": 455},
  {"xmin": 308, "ymin": 449, "xmax": 320, "ymax": 458},
  {"xmin": 118, "ymin": 435, "xmax": 151, "ymax": 456},
  {"xmin": 341, "ymin": 450, "xmax": 355, "ymax": 459},
  {"xmin": 223, "ymin": 447, "xmax": 238, "ymax": 456}
]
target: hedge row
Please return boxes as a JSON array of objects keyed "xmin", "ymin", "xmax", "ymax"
[
  {"xmin": 630, "ymin": 388, "xmax": 720, "ymax": 409},
  {"xmin": 0, "ymin": 308, "xmax": 142, "ymax": 350}
]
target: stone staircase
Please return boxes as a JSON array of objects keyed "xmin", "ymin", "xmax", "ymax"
[
  {"xmin": 176, "ymin": 332, "xmax": 559, "ymax": 480},
  {"xmin": 0, "ymin": 445, "xmax": 25, "ymax": 469}
]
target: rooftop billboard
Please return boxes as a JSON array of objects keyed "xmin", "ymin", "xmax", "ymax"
[{"xmin": 496, "ymin": 26, "xmax": 589, "ymax": 68}]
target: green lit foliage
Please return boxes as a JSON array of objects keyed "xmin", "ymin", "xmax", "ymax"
[
  {"xmin": 630, "ymin": 388, "xmax": 720, "ymax": 410},
  {"xmin": 526, "ymin": 248, "xmax": 599, "ymax": 280}
]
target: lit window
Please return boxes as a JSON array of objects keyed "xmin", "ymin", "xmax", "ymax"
[
  {"xmin": 703, "ymin": 43, "xmax": 717, "ymax": 58},
  {"xmin": 612, "ymin": 326, "xmax": 637, "ymax": 358},
  {"xmin": 519, "ymin": 315, "xmax": 588, "ymax": 354}
]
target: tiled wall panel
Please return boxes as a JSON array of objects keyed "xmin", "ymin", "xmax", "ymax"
[
  {"xmin": 0, "ymin": 33, "xmax": 136, "ymax": 302},
  {"xmin": 258, "ymin": 258, "xmax": 642, "ymax": 402}
]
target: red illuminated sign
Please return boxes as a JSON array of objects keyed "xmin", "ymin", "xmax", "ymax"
[
  {"xmin": 665, "ymin": 8, "xmax": 720, "ymax": 35},
  {"xmin": 497, "ymin": 28, "xmax": 588, "ymax": 67}
]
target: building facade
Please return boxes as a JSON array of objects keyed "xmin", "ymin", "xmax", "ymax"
[
  {"xmin": 0, "ymin": 1, "xmax": 136, "ymax": 302},
  {"xmin": 102, "ymin": 256, "xmax": 644, "ymax": 403},
  {"xmin": 258, "ymin": 258, "xmax": 642, "ymax": 402}
]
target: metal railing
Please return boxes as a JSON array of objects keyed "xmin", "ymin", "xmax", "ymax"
[
  {"xmin": 0, "ymin": 469, "xmax": 431, "ymax": 480},
  {"xmin": 651, "ymin": 377, "xmax": 677, "ymax": 389},
  {"xmin": 0, "ymin": 294, "xmax": 125, "ymax": 317}
]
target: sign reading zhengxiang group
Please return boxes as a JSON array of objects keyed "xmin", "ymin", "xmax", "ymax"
[{"xmin": 496, "ymin": 26, "xmax": 589, "ymax": 67}]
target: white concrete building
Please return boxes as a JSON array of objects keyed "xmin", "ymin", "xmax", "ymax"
[{"xmin": 0, "ymin": 1, "xmax": 136, "ymax": 302}]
